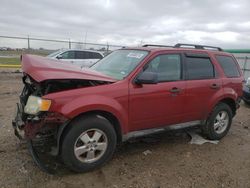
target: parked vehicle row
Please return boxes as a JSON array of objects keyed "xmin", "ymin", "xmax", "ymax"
[{"xmin": 13, "ymin": 43, "xmax": 244, "ymax": 173}]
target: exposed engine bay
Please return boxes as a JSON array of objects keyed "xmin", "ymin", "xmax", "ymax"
[{"xmin": 23, "ymin": 73, "xmax": 112, "ymax": 97}]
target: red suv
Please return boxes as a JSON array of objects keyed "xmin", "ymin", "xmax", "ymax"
[{"xmin": 13, "ymin": 44, "xmax": 243, "ymax": 173}]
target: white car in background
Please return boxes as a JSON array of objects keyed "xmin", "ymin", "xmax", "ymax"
[{"xmin": 47, "ymin": 49, "xmax": 104, "ymax": 68}]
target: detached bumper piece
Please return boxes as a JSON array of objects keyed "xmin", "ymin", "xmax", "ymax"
[
  {"xmin": 27, "ymin": 140, "xmax": 56, "ymax": 174},
  {"xmin": 12, "ymin": 103, "xmax": 25, "ymax": 140}
]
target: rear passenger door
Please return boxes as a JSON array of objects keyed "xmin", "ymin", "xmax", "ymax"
[{"xmin": 183, "ymin": 53, "xmax": 223, "ymax": 122}]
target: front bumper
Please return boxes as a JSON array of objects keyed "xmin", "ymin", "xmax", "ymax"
[
  {"xmin": 13, "ymin": 102, "xmax": 68, "ymax": 140},
  {"xmin": 12, "ymin": 102, "xmax": 68, "ymax": 174}
]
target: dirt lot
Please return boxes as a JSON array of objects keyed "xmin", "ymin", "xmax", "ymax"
[{"xmin": 0, "ymin": 71, "xmax": 250, "ymax": 188}]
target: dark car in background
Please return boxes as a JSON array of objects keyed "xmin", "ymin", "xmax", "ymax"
[{"xmin": 243, "ymin": 77, "xmax": 250, "ymax": 105}]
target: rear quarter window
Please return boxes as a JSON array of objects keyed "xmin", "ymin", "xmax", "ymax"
[
  {"xmin": 90, "ymin": 52, "xmax": 103, "ymax": 59},
  {"xmin": 186, "ymin": 57, "xmax": 215, "ymax": 80},
  {"xmin": 215, "ymin": 55, "xmax": 240, "ymax": 77}
]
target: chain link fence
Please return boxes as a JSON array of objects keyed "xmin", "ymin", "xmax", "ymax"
[
  {"xmin": 233, "ymin": 54, "xmax": 250, "ymax": 79},
  {"xmin": 0, "ymin": 35, "xmax": 124, "ymax": 66},
  {"xmin": 1, "ymin": 35, "xmax": 250, "ymax": 79}
]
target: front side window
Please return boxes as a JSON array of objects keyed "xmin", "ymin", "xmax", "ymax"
[
  {"xmin": 215, "ymin": 55, "xmax": 240, "ymax": 78},
  {"xmin": 91, "ymin": 50, "xmax": 148, "ymax": 80},
  {"xmin": 186, "ymin": 57, "xmax": 214, "ymax": 80},
  {"xmin": 60, "ymin": 51, "xmax": 75, "ymax": 59},
  {"xmin": 144, "ymin": 54, "xmax": 181, "ymax": 82}
]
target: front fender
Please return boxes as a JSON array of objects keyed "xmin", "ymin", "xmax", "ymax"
[{"xmin": 59, "ymin": 95, "xmax": 128, "ymax": 133}]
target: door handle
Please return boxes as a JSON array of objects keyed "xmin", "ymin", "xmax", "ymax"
[
  {"xmin": 210, "ymin": 83, "xmax": 220, "ymax": 89},
  {"xmin": 170, "ymin": 87, "xmax": 181, "ymax": 93}
]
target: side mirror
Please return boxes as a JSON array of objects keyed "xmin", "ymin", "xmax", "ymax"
[
  {"xmin": 56, "ymin": 54, "xmax": 63, "ymax": 59},
  {"xmin": 135, "ymin": 71, "xmax": 158, "ymax": 84}
]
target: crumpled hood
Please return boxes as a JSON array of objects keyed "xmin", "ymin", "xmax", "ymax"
[{"xmin": 21, "ymin": 54, "xmax": 117, "ymax": 82}]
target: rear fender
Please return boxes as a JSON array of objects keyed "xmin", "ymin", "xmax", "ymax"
[{"xmin": 207, "ymin": 93, "xmax": 237, "ymax": 118}]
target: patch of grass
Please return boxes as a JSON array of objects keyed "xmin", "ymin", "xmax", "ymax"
[
  {"xmin": 0, "ymin": 57, "xmax": 20, "ymax": 65},
  {"xmin": 0, "ymin": 49, "xmax": 54, "ymax": 65},
  {"xmin": 0, "ymin": 49, "xmax": 53, "ymax": 57}
]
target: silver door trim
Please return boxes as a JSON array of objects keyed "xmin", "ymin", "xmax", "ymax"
[{"xmin": 122, "ymin": 120, "xmax": 202, "ymax": 141}]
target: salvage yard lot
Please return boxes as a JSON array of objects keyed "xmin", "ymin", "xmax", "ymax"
[{"xmin": 0, "ymin": 71, "xmax": 250, "ymax": 188}]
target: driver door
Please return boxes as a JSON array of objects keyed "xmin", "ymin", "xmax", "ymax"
[{"xmin": 128, "ymin": 53, "xmax": 186, "ymax": 131}]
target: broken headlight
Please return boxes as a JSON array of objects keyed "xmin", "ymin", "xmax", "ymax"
[{"xmin": 24, "ymin": 96, "xmax": 51, "ymax": 115}]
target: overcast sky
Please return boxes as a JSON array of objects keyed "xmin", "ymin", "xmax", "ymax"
[{"xmin": 1, "ymin": 0, "xmax": 250, "ymax": 49}]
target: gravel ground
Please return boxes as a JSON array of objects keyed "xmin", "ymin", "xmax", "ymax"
[{"xmin": 0, "ymin": 72, "xmax": 250, "ymax": 188}]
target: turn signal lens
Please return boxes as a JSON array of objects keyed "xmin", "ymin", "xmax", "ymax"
[{"xmin": 40, "ymin": 99, "xmax": 51, "ymax": 111}]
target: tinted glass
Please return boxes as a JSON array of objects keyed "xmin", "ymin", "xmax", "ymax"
[
  {"xmin": 186, "ymin": 57, "xmax": 214, "ymax": 80},
  {"xmin": 75, "ymin": 51, "xmax": 88, "ymax": 59},
  {"xmin": 216, "ymin": 55, "xmax": 240, "ymax": 77},
  {"xmin": 91, "ymin": 52, "xmax": 103, "ymax": 59},
  {"xmin": 144, "ymin": 54, "xmax": 181, "ymax": 82},
  {"xmin": 60, "ymin": 51, "xmax": 75, "ymax": 59}
]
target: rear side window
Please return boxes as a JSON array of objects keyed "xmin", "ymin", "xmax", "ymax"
[
  {"xmin": 215, "ymin": 55, "xmax": 240, "ymax": 77},
  {"xmin": 186, "ymin": 57, "xmax": 214, "ymax": 80},
  {"xmin": 75, "ymin": 51, "xmax": 88, "ymax": 59},
  {"xmin": 75, "ymin": 51, "xmax": 103, "ymax": 59},
  {"xmin": 90, "ymin": 52, "xmax": 103, "ymax": 59}
]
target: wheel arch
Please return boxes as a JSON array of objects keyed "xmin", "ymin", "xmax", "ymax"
[
  {"xmin": 56, "ymin": 110, "xmax": 123, "ymax": 156},
  {"xmin": 217, "ymin": 98, "xmax": 237, "ymax": 116},
  {"xmin": 212, "ymin": 97, "xmax": 237, "ymax": 117}
]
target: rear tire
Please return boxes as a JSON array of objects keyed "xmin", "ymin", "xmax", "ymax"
[
  {"xmin": 202, "ymin": 103, "xmax": 233, "ymax": 140},
  {"xmin": 61, "ymin": 115, "xmax": 117, "ymax": 173}
]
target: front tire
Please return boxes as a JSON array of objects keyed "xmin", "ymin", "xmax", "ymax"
[
  {"xmin": 61, "ymin": 115, "xmax": 117, "ymax": 172},
  {"xmin": 202, "ymin": 103, "xmax": 233, "ymax": 140}
]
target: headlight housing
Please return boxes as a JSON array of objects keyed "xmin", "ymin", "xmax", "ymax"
[{"xmin": 24, "ymin": 96, "xmax": 51, "ymax": 115}]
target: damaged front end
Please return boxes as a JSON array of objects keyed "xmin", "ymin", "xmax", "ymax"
[{"xmin": 12, "ymin": 73, "xmax": 112, "ymax": 173}]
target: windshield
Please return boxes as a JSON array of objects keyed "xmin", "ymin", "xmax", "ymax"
[{"xmin": 91, "ymin": 50, "xmax": 148, "ymax": 80}]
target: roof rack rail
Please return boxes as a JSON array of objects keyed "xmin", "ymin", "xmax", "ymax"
[
  {"xmin": 174, "ymin": 43, "xmax": 223, "ymax": 51},
  {"xmin": 142, "ymin": 44, "xmax": 173, "ymax": 48}
]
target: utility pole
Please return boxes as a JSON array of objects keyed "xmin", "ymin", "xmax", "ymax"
[
  {"xmin": 69, "ymin": 38, "xmax": 71, "ymax": 49},
  {"xmin": 106, "ymin": 42, "xmax": 109, "ymax": 54},
  {"xmin": 84, "ymin": 30, "xmax": 88, "ymax": 49},
  {"xmin": 27, "ymin": 35, "xmax": 30, "ymax": 51}
]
